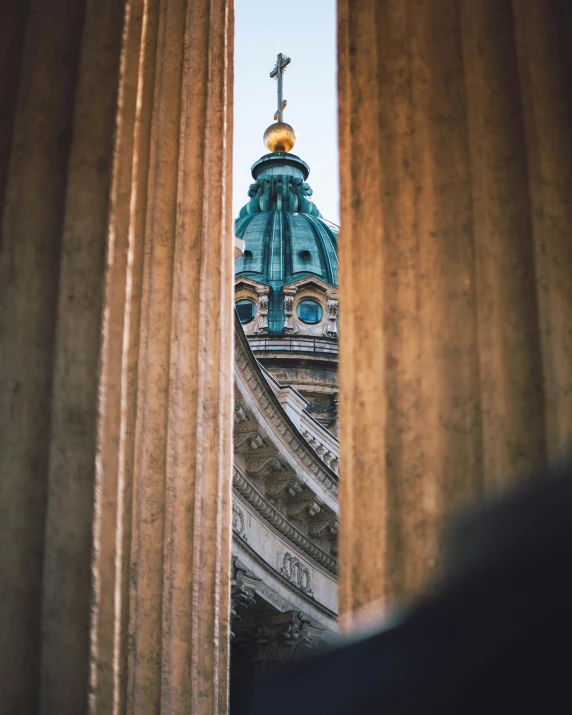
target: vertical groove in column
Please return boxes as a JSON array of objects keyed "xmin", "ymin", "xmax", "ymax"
[
  {"xmin": 339, "ymin": 0, "xmax": 572, "ymax": 625},
  {"xmin": 217, "ymin": 0, "xmax": 235, "ymax": 707},
  {"xmin": 0, "ymin": 0, "xmax": 32, "ymax": 242},
  {"xmin": 1, "ymin": 1, "xmax": 233, "ymax": 713},
  {"xmin": 0, "ymin": 0, "xmax": 88, "ymax": 710},
  {"xmin": 89, "ymin": 1, "xmax": 147, "ymax": 712},
  {"xmin": 512, "ymin": 0, "xmax": 572, "ymax": 456},
  {"xmin": 374, "ymin": 0, "xmax": 433, "ymax": 601},
  {"xmin": 338, "ymin": 0, "xmax": 387, "ymax": 621},
  {"xmin": 161, "ymin": 0, "xmax": 234, "ymax": 710},
  {"xmin": 129, "ymin": 0, "xmax": 185, "ymax": 710},
  {"xmin": 336, "ymin": 0, "xmax": 355, "ymax": 627},
  {"xmin": 459, "ymin": 0, "xmax": 547, "ymax": 488},
  {"xmin": 122, "ymin": 0, "xmax": 161, "ymax": 712},
  {"xmin": 39, "ymin": 0, "xmax": 127, "ymax": 711}
]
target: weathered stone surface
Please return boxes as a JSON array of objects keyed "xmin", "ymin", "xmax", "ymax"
[
  {"xmin": 338, "ymin": 0, "xmax": 572, "ymax": 624},
  {"xmin": 0, "ymin": 1, "xmax": 234, "ymax": 713}
]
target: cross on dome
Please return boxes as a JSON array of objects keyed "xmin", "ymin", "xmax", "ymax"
[
  {"xmin": 270, "ymin": 52, "xmax": 291, "ymax": 122},
  {"xmin": 264, "ymin": 53, "xmax": 296, "ymax": 153}
]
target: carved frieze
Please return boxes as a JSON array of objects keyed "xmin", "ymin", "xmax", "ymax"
[
  {"xmin": 233, "ymin": 469, "xmax": 338, "ymax": 574},
  {"xmin": 232, "ymin": 503, "xmax": 247, "ymax": 541},
  {"xmin": 280, "ymin": 553, "xmax": 313, "ymax": 596}
]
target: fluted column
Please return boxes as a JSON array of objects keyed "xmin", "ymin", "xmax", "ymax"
[
  {"xmin": 338, "ymin": 0, "xmax": 572, "ymax": 623},
  {"xmin": 0, "ymin": 0, "xmax": 234, "ymax": 712}
]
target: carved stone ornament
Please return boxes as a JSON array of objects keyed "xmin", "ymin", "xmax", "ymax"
[
  {"xmin": 232, "ymin": 611, "xmax": 324, "ymax": 664},
  {"xmin": 232, "ymin": 503, "xmax": 247, "ymax": 541},
  {"xmin": 308, "ymin": 515, "xmax": 339, "ymax": 538},
  {"xmin": 280, "ymin": 552, "xmax": 313, "ymax": 595},
  {"xmin": 233, "ymin": 469, "xmax": 338, "ymax": 574},
  {"xmin": 283, "ymin": 287, "xmax": 297, "ymax": 333},
  {"xmin": 234, "ymin": 402, "xmax": 249, "ymax": 424},
  {"xmin": 287, "ymin": 493, "xmax": 324, "ymax": 519},
  {"xmin": 245, "ymin": 453, "xmax": 285, "ymax": 477},
  {"xmin": 324, "ymin": 292, "xmax": 338, "ymax": 337},
  {"xmin": 256, "ymin": 286, "xmax": 270, "ymax": 334},
  {"xmin": 265, "ymin": 476, "xmax": 303, "ymax": 498},
  {"xmin": 234, "ymin": 333, "xmax": 339, "ymax": 497},
  {"xmin": 230, "ymin": 558, "xmax": 261, "ymax": 638},
  {"xmin": 234, "ymin": 426, "xmax": 266, "ymax": 454}
]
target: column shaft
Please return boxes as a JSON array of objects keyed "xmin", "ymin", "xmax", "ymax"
[
  {"xmin": 338, "ymin": 0, "xmax": 572, "ymax": 621},
  {"xmin": 0, "ymin": 1, "xmax": 234, "ymax": 712}
]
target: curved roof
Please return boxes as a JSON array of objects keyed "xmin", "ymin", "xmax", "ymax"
[
  {"xmin": 235, "ymin": 151, "xmax": 339, "ymax": 337},
  {"xmin": 235, "ymin": 210, "xmax": 338, "ymax": 288}
]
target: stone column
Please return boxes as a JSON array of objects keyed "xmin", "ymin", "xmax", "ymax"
[
  {"xmin": 337, "ymin": 0, "xmax": 572, "ymax": 623},
  {"xmin": 0, "ymin": 0, "xmax": 234, "ymax": 713}
]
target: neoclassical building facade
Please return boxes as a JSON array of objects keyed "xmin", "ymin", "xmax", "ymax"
[
  {"xmin": 230, "ymin": 61, "xmax": 340, "ymax": 701},
  {"xmin": 3, "ymin": 4, "xmax": 571, "ymax": 713}
]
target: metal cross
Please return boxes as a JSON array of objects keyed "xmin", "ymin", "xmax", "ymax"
[{"xmin": 270, "ymin": 52, "xmax": 291, "ymax": 122}]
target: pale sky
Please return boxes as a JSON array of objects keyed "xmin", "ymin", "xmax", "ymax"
[{"xmin": 233, "ymin": 0, "xmax": 339, "ymax": 224}]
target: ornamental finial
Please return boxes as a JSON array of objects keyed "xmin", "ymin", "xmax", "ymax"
[{"xmin": 263, "ymin": 52, "xmax": 296, "ymax": 153}]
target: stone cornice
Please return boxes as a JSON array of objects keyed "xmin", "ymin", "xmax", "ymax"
[
  {"xmin": 234, "ymin": 314, "xmax": 339, "ymax": 499},
  {"xmin": 232, "ymin": 546, "xmax": 338, "ymax": 628},
  {"xmin": 233, "ymin": 470, "xmax": 338, "ymax": 576}
]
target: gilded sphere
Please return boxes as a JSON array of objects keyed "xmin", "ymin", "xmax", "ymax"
[{"xmin": 263, "ymin": 122, "xmax": 296, "ymax": 153}]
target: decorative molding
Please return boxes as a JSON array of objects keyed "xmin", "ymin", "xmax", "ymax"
[
  {"xmin": 233, "ymin": 470, "xmax": 338, "ymax": 575},
  {"xmin": 308, "ymin": 515, "xmax": 339, "ymax": 538},
  {"xmin": 234, "ymin": 402, "xmax": 248, "ymax": 424},
  {"xmin": 234, "ymin": 426, "xmax": 266, "ymax": 453},
  {"xmin": 235, "ymin": 279, "xmax": 271, "ymax": 336},
  {"xmin": 234, "ymin": 330, "xmax": 339, "ymax": 498},
  {"xmin": 255, "ymin": 580, "xmax": 298, "ymax": 614},
  {"xmin": 233, "ymin": 611, "xmax": 325, "ymax": 663},
  {"xmin": 283, "ymin": 287, "xmax": 297, "ymax": 333},
  {"xmin": 245, "ymin": 453, "xmax": 285, "ymax": 477},
  {"xmin": 287, "ymin": 494, "xmax": 323, "ymax": 519},
  {"xmin": 232, "ymin": 503, "xmax": 247, "ymax": 541},
  {"xmin": 256, "ymin": 286, "xmax": 269, "ymax": 334},
  {"xmin": 265, "ymin": 476, "xmax": 303, "ymax": 498},
  {"xmin": 230, "ymin": 558, "xmax": 260, "ymax": 638},
  {"xmin": 324, "ymin": 292, "xmax": 338, "ymax": 338},
  {"xmin": 232, "ymin": 536, "xmax": 338, "ymax": 623},
  {"xmin": 280, "ymin": 553, "xmax": 313, "ymax": 596}
]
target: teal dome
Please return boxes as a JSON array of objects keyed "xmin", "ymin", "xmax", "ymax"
[{"xmin": 235, "ymin": 152, "xmax": 339, "ymax": 335}]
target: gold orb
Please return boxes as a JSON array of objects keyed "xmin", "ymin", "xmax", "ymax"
[{"xmin": 263, "ymin": 122, "xmax": 296, "ymax": 153}]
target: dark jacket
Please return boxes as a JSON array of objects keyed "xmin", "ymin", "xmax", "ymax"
[{"xmin": 245, "ymin": 456, "xmax": 572, "ymax": 714}]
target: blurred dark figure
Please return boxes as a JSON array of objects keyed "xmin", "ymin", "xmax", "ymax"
[{"xmin": 241, "ymin": 456, "xmax": 572, "ymax": 714}]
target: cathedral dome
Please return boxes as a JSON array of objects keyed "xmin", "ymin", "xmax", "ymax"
[
  {"xmin": 234, "ymin": 52, "xmax": 339, "ymax": 431},
  {"xmin": 235, "ymin": 151, "xmax": 338, "ymax": 334}
]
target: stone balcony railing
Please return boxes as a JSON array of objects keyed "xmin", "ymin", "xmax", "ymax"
[{"xmin": 248, "ymin": 335, "xmax": 339, "ymax": 357}]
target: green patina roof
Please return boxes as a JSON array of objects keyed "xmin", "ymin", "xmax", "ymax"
[{"xmin": 235, "ymin": 152, "xmax": 339, "ymax": 335}]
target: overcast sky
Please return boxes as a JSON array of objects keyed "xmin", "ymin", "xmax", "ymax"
[{"xmin": 233, "ymin": 0, "xmax": 339, "ymax": 224}]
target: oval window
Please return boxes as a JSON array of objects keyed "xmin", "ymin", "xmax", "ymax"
[
  {"xmin": 296, "ymin": 299, "xmax": 323, "ymax": 324},
  {"xmin": 236, "ymin": 299, "xmax": 256, "ymax": 324}
]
